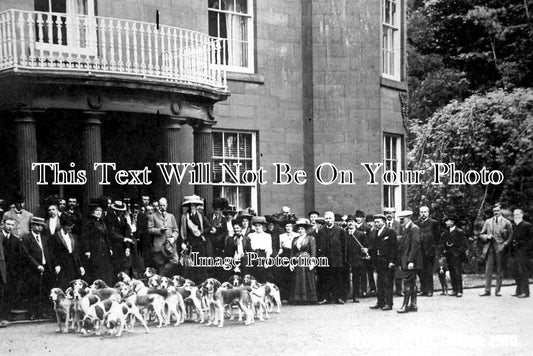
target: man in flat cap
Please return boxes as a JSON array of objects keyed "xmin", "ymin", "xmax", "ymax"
[
  {"xmin": 397, "ymin": 210, "xmax": 422, "ymax": 313},
  {"xmin": 438, "ymin": 215, "xmax": 468, "ymax": 297}
]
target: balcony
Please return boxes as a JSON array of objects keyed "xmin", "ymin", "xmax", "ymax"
[{"xmin": 0, "ymin": 9, "xmax": 228, "ymax": 93}]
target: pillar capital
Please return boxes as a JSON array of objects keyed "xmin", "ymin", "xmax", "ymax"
[
  {"xmin": 190, "ymin": 119, "xmax": 217, "ymax": 133},
  {"xmin": 12, "ymin": 109, "xmax": 43, "ymax": 123},
  {"xmin": 164, "ymin": 116, "xmax": 187, "ymax": 130},
  {"xmin": 83, "ymin": 111, "xmax": 105, "ymax": 125}
]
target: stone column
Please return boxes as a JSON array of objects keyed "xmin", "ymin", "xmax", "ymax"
[
  {"xmin": 193, "ymin": 120, "xmax": 215, "ymax": 215},
  {"xmin": 14, "ymin": 110, "xmax": 39, "ymax": 214},
  {"xmin": 82, "ymin": 112, "xmax": 104, "ymax": 207},
  {"xmin": 163, "ymin": 117, "xmax": 185, "ymax": 214}
]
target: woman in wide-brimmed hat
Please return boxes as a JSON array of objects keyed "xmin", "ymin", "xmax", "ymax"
[
  {"xmin": 234, "ymin": 211, "xmax": 253, "ymax": 236},
  {"xmin": 247, "ymin": 216, "xmax": 273, "ymax": 282},
  {"xmin": 276, "ymin": 219, "xmax": 298, "ymax": 302},
  {"xmin": 81, "ymin": 198, "xmax": 114, "ymax": 285},
  {"xmin": 290, "ymin": 218, "xmax": 318, "ymax": 304},
  {"xmin": 179, "ymin": 195, "xmax": 213, "ymax": 283}
]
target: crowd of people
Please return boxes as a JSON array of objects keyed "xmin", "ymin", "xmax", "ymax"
[{"xmin": 0, "ymin": 192, "xmax": 531, "ymax": 328}]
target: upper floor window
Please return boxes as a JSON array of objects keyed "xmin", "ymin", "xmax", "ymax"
[
  {"xmin": 208, "ymin": 0, "xmax": 254, "ymax": 73},
  {"xmin": 383, "ymin": 134, "xmax": 403, "ymax": 212},
  {"xmin": 382, "ymin": 0, "xmax": 401, "ymax": 81},
  {"xmin": 34, "ymin": 0, "xmax": 96, "ymax": 55},
  {"xmin": 212, "ymin": 130, "xmax": 257, "ymax": 212}
]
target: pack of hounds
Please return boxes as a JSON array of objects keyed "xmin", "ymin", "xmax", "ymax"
[{"xmin": 48, "ymin": 268, "xmax": 282, "ymax": 337}]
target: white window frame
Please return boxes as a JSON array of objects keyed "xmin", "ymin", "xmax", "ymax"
[
  {"xmin": 383, "ymin": 134, "xmax": 403, "ymax": 212},
  {"xmin": 212, "ymin": 130, "xmax": 258, "ymax": 212},
  {"xmin": 35, "ymin": 0, "xmax": 97, "ymax": 56},
  {"xmin": 382, "ymin": 0, "xmax": 401, "ymax": 81},
  {"xmin": 208, "ymin": 0, "xmax": 255, "ymax": 74}
]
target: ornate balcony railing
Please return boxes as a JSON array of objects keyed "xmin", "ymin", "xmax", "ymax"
[{"xmin": 0, "ymin": 9, "xmax": 227, "ymax": 91}]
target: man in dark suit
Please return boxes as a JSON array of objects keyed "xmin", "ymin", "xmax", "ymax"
[
  {"xmin": 345, "ymin": 215, "xmax": 369, "ymax": 303},
  {"xmin": 225, "ymin": 220, "xmax": 251, "ymax": 275},
  {"xmin": 206, "ymin": 198, "xmax": 230, "ymax": 280},
  {"xmin": 397, "ymin": 210, "xmax": 423, "ymax": 313},
  {"xmin": 0, "ymin": 217, "xmax": 24, "ymax": 327},
  {"xmin": 64, "ymin": 197, "xmax": 83, "ymax": 236},
  {"xmin": 48, "ymin": 214, "xmax": 85, "ymax": 290},
  {"xmin": 21, "ymin": 217, "xmax": 55, "ymax": 319},
  {"xmin": 353, "ymin": 210, "xmax": 373, "ymax": 297},
  {"xmin": 104, "ymin": 200, "xmax": 134, "ymax": 277},
  {"xmin": 438, "ymin": 215, "xmax": 468, "ymax": 297},
  {"xmin": 317, "ymin": 211, "xmax": 346, "ymax": 304},
  {"xmin": 414, "ymin": 206, "xmax": 440, "ymax": 297},
  {"xmin": 45, "ymin": 203, "xmax": 61, "ymax": 236},
  {"xmin": 508, "ymin": 209, "xmax": 533, "ymax": 298},
  {"xmin": 369, "ymin": 214, "xmax": 398, "ymax": 311}
]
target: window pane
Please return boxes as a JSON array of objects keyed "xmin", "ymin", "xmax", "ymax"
[
  {"xmin": 385, "ymin": 0, "xmax": 391, "ymax": 24},
  {"xmin": 238, "ymin": 133, "xmax": 252, "ymax": 158},
  {"xmin": 236, "ymin": 0, "xmax": 248, "ymax": 14},
  {"xmin": 52, "ymin": 0, "xmax": 66, "ymax": 13},
  {"xmin": 213, "ymin": 132, "xmax": 223, "ymax": 157},
  {"xmin": 390, "ymin": 1, "xmax": 396, "ymax": 26},
  {"xmin": 224, "ymin": 132, "xmax": 238, "ymax": 157}
]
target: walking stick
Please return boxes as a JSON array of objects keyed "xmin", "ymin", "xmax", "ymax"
[{"xmin": 37, "ymin": 270, "xmax": 43, "ymax": 320}]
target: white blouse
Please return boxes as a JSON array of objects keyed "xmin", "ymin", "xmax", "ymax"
[{"xmin": 248, "ymin": 231, "xmax": 272, "ymax": 257}]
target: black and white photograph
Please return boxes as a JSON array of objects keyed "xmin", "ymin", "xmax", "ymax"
[{"xmin": 0, "ymin": 0, "xmax": 532, "ymax": 355}]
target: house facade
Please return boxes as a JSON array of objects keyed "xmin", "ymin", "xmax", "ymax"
[{"xmin": 0, "ymin": 0, "xmax": 407, "ymax": 217}]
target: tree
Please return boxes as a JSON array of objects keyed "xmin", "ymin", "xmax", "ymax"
[
  {"xmin": 408, "ymin": 88, "xmax": 533, "ymax": 226},
  {"xmin": 407, "ymin": 0, "xmax": 533, "ymax": 126}
]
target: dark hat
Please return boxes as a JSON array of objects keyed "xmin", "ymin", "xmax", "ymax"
[
  {"xmin": 281, "ymin": 219, "xmax": 296, "ymax": 226},
  {"xmin": 334, "ymin": 213, "xmax": 343, "ymax": 222},
  {"xmin": 12, "ymin": 192, "xmax": 25, "ymax": 204},
  {"xmin": 231, "ymin": 219, "xmax": 243, "ymax": 227},
  {"xmin": 374, "ymin": 214, "xmax": 387, "ymax": 221},
  {"xmin": 236, "ymin": 211, "xmax": 253, "ymax": 220},
  {"xmin": 30, "ymin": 217, "xmax": 46, "ymax": 226},
  {"xmin": 213, "ymin": 197, "xmax": 229, "ymax": 211},
  {"xmin": 294, "ymin": 218, "xmax": 312, "ymax": 230},
  {"xmin": 44, "ymin": 196, "xmax": 59, "ymax": 208},
  {"xmin": 111, "ymin": 200, "xmax": 127, "ymax": 211},
  {"xmin": 315, "ymin": 217, "xmax": 325, "ymax": 225},
  {"xmin": 443, "ymin": 215, "xmax": 459, "ymax": 223},
  {"xmin": 307, "ymin": 210, "xmax": 320, "ymax": 217},
  {"xmin": 365, "ymin": 214, "xmax": 374, "ymax": 223},
  {"xmin": 89, "ymin": 198, "xmax": 104, "ymax": 210},
  {"xmin": 251, "ymin": 216, "xmax": 268, "ymax": 226},
  {"xmin": 224, "ymin": 205, "xmax": 237, "ymax": 216},
  {"xmin": 60, "ymin": 213, "xmax": 76, "ymax": 227},
  {"xmin": 355, "ymin": 210, "xmax": 365, "ymax": 218},
  {"xmin": 346, "ymin": 214, "xmax": 357, "ymax": 222},
  {"xmin": 265, "ymin": 215, "xmax": 276, "ymax": 224}
]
